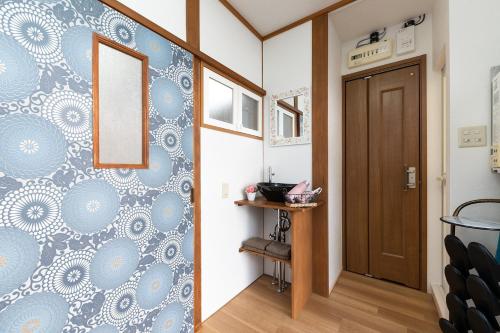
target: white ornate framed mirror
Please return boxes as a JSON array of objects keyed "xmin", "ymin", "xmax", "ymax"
[{"xmin": 270, "ymin": 87, "xmax": 311, "ymax": 146}]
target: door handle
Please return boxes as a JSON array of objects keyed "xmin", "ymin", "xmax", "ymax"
[{"xmin": 405, "ymin": 166, "xmax": 417, "ymax": 190}]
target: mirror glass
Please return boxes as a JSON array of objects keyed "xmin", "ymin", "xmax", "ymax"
[
  {"xmin": 270, "ymin": 87, "xmax": 311, "ymax": 146},
  {"xmin": 93, "ymin": 33, "xmax": 149, "ymax": 168}
]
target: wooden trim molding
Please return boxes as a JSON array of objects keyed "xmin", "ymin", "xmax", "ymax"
[
  {"xmin": 311, "ymin": 14, "xmax": 330, "ymax": 297},
  {"xmin": 420, "ymin": 55, "xmax": 428, "ymax": 292},
  {"xmin": 263, "ymin": 0, "xmax": 357, "ymax": 40},
  {"xmin": 200, "ymin": 123, "xmax": 263, "ymax": 141},
  {"xmin": 99, "ymin": 0, "xmax": 266, "ymax": 97},
  {"xmin": 202, "ymin": 61, "xmax": 264, "ymax": 97},
  {"xmin": 341, "ymin": 55, "xmax": 428, "ymax": 291},
  {"xmin": 200, "ymin": 62, "xmax": 264, "ymax": 141},
  {"xmin": 217, "ymin": 0, "xmax": 357, "ymax": 42},
  {"xmin": 218, "ymin": 0, "xmax": 263, "ymax": 40},
  {"xmin": 92, "ymin": 32, "xmax": 149, "ymax": 169},
  {"xmin": 193, "ymin": 58, "xmax": 202, "ymax": 331},
  {"xmin": 186, "ymin": 0, "xmax": 200, "ymax": 48},
  {"xmin": 186, "ymin": 0, "xmax": 202, "ymax": 329}
]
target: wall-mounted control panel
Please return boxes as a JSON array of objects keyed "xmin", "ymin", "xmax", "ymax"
[
  {"xmin": 396, "ymin": 25, "xmax": 415, "ymax": 55},
  {"xmin": 458, "ymin": 126, "xmax": 487, "ymax": 148},
  {"xmin": 348, "ymin": 39, "xmax": 392, "ymax": 68}
]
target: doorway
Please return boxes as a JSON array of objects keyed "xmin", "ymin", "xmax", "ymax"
[{"xmin": 342, "ymin": 56, "xmax": 427, "ymax": 290}]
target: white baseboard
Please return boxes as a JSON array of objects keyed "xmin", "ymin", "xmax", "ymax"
[{"xmin": 431, "ymin": 283, "xmax": 448, "ymax": 319}]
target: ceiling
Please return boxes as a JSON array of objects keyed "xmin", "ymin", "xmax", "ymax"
[
  {"xmin": 227, "ymin": 0, "xmax": 345, "ymax": 36},
  {"xmin": 331, "ymin": 0, "xmax": 436, "ymax": 41},
  {"xmin": 227, "ymin": 0, "xmax": 436, "ymax": 40}
]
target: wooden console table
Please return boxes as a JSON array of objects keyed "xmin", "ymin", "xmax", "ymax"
[{"xmin": 234, "ymin": 198, "xmax": 322, "ymax": 319}]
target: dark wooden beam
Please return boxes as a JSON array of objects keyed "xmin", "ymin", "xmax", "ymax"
[
  {"xmin": 186, "ymin": 0, "xmax": 200, "ymax": 48},
  {"xmin": 312, "ymin": 14, "xmax": 330, "ymax": 297}
]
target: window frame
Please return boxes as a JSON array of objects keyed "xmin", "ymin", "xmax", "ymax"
[
  {"xmin": 201, "ymin": 65, "xmax": 263, "ymax": 140},
  {"xmin": 238, "ymin": 89, "xmax": 262, "ymax": 137}
]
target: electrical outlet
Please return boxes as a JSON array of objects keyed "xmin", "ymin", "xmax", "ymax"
[
  {"xmin": 221, "ymin": 183, "xmax": 229, "ymax": 199},
  {"xmin": 492, "ymin": 145, "xmax": 500, "ymax": 169},
  {"xmin": 459, "ymin": 126, "xmax": 487, "ymax": 148}
]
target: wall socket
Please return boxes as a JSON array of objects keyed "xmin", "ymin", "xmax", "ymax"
[
  {"xmin": 491, "ymin": 145, "xmax": 500, "ymax": 169},
  {"xmin": 458, "ymin": 126, "xmax": 487, "ymax": 148},
  {"xmin": 221, "ymin": 183, "xmax": 229, "ymax": 199}
]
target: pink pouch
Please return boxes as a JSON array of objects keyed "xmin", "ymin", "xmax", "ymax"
[{"xmin": 287, "ymin": 181, "xmax": 309, "ymax": 195}]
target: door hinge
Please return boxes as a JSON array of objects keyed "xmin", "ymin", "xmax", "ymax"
[{"xmin": 190, "ymin": 188, "xmax": 195, "ymax": 204}]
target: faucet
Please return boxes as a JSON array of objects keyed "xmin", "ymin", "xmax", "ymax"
[{"xmin": 268, "ymin": 166, "xmax": 275, "ymax": 183}]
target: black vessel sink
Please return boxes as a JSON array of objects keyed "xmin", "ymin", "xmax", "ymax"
[{"xmin": 257, "ymin": 182, "xmax": 296, "ymax": 203}]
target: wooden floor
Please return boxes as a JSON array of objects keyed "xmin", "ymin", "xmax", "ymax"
[{"xmin": 198, "ymin": 271, "xmax": 440, "ymax": 333}]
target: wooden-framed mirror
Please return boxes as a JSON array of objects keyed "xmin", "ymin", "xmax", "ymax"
[{"xmin": 92, "ymin": 33, "xmax": 149, "ymax": 169}]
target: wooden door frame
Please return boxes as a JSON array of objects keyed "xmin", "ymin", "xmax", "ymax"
[{"xmin": 341, "ymin": 55, "xmax": 427, "ymax": 291}]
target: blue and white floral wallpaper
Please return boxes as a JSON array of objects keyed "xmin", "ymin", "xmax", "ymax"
[{"xmin": 0, "ymin": 0, "xmax": 194, "ymax": 332}]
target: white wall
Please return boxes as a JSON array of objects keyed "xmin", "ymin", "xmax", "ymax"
[
  {"xmin": 448, "ymin": 0, "xmax": 500, "ymax": 252},
  {"xmin": 200, "ymin": 129, "xmax": 263, "ymax": 320},
  {"xmin": 432, "ymin": 0, "xmax": 449, "ymax": 72},
  {"xmin": 340, "ymin": 15, "xmax": 443, "ymax": 290},
  {"xmin": 200, "ymin": 0, "xmax": 262, "ymax": 86},
  {"xmin": 328, "ymin": 14, "xmax": 343, "ymax": 290},
  {"xmin": 199, "ymin": 0, "xmax": 265, "ymax": 321},
  {"xmin": 431, "ymin": 1, "xmax": 450, "ymax": 307},
  {"xmin": 117, "ymin": 0, "xmax": 186, "ymax": 40},
  {"xmin": 262, "ymin": 22, "xmax": 313, "ymax": 280}
]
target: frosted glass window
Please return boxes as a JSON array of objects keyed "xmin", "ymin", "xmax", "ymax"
[
  {"xmin": 241, "ymin": 93, "xmax": 259, "ymax": 131},
  {"xmin": 93, "ymin": 34, "xmax": 148, "ymax": 168},
  {"xmin": 207, "ymin": 78, "xmax": 233, "ymax": 124},
  {"xmin": 202, "ymin": 67, "xmax": 262, "ymax": 138}
]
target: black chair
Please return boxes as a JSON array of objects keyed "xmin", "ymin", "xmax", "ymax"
[
  {"xmin": 445, "ymin": 234, "xmax": 472, "ymax": 276},
  {"xmin": 468, "ymin": 242, "xmax": 500, "ymax": 298},
  {"xmin": 466, "ymin": 275, "xmax": 500, "ymax": 330},
  {"xmin": 467, "ymin": 308, "xmax": 496, "ymax": 333},
  {"xmin": 445, "ymin": 264, "xmax": 469, "ymax": 301}
]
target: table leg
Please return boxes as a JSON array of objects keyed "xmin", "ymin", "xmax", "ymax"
[{"xmin": 291, "ymin": 210, "xmax": 313, "ymax": 319}]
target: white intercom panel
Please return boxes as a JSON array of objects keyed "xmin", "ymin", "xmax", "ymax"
[{"xmin": 396, "ymin": 25, "xmax": 415, "ymax": 55}]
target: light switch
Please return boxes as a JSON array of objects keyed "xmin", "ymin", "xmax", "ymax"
[
  {"xmin": 221, "ymin": 183, "xmax": 229, "ymax": 199},
  {"xmin": 459, "ymin": 126, "xmax": 487, "ymax": 148}
]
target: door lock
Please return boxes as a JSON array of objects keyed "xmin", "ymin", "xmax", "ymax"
[{"xmin": 405, "ymin": 166, "xmax": 417, "ymax": 190}]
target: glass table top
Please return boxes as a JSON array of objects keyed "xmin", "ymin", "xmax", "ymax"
[{"xmin": 441, "ymin": 216, "xmax": 500, "ymax": 231}]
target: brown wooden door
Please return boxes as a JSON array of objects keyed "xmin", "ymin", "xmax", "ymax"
[
  {"xmin": 345, "ymin": 64, "xmax": 421, "ymax": 289},
  {"xmin": 368, "ymin": 65, "xmax": 420, "ymax": 289}
]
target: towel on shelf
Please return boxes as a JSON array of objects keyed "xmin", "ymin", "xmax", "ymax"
[
  {"xmin": 265, "ymin": 241, "xmax": 291, "ymax": 260},
  {"xmin": 242, "ymin": 237, "xmax": 272, "ymax": 254}
]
